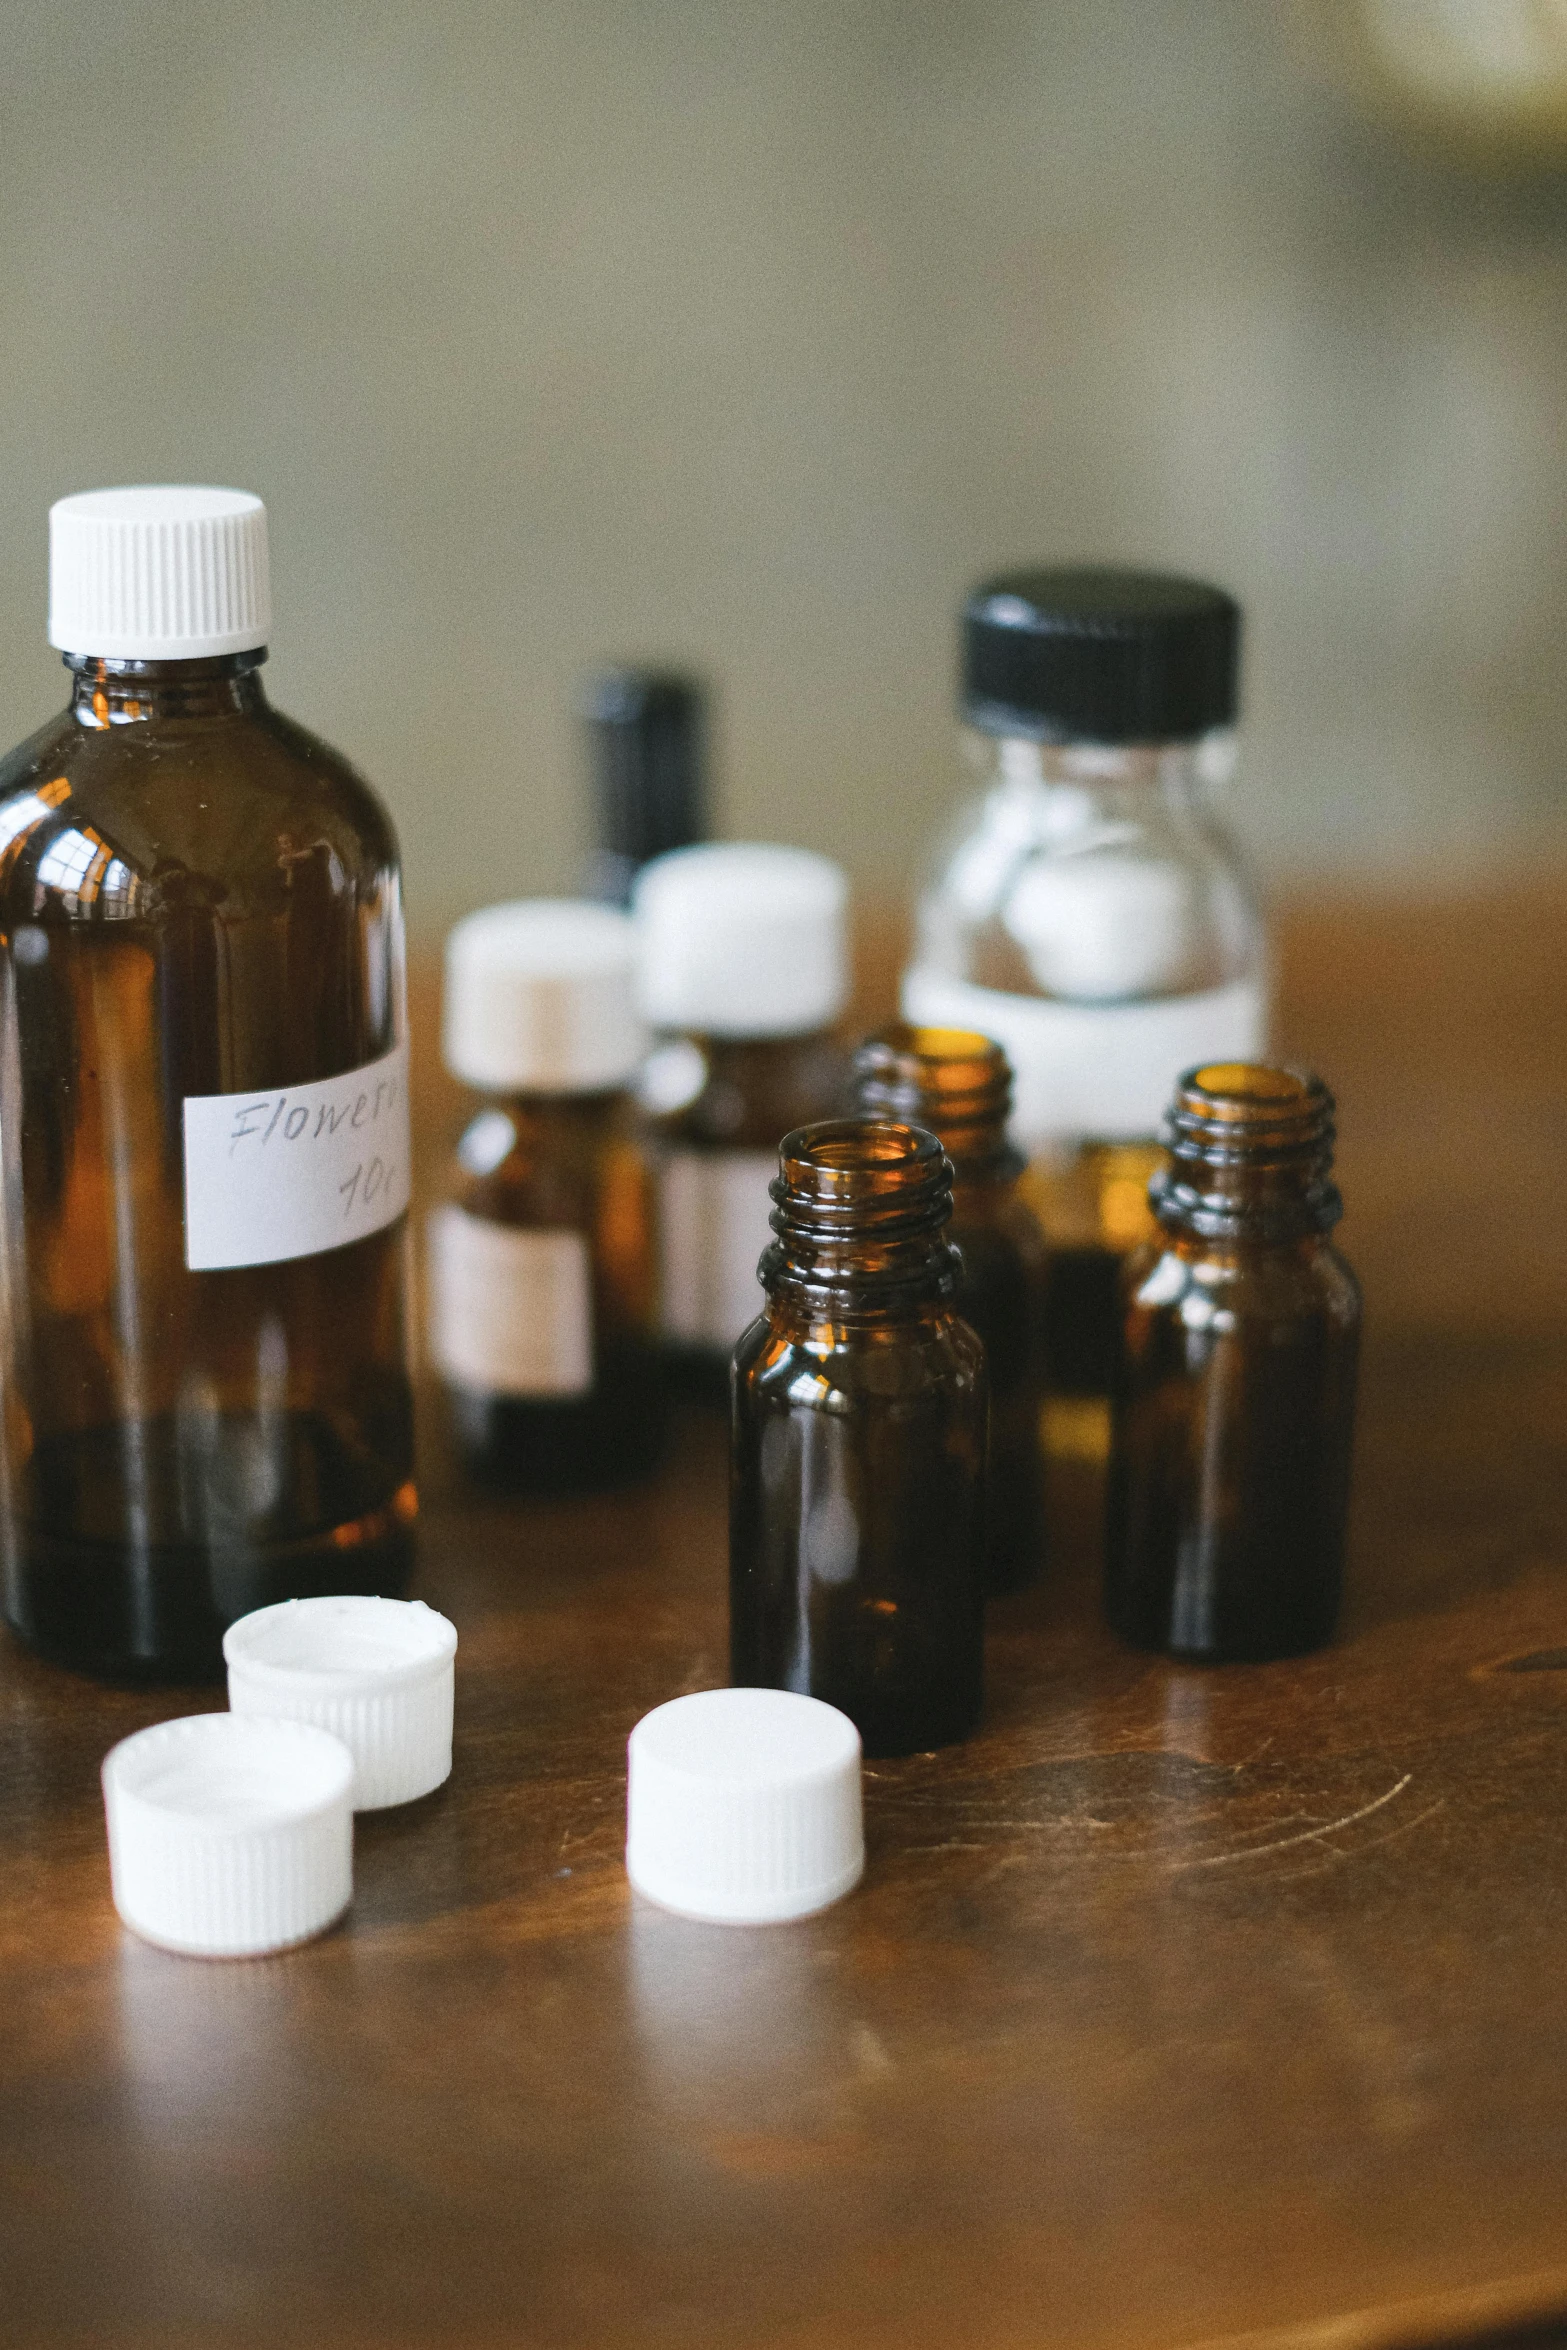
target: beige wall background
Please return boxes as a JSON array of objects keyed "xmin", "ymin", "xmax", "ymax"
[{"xmin": 1, "ymin": 0, "xmax": 1565, "ymax": 934}]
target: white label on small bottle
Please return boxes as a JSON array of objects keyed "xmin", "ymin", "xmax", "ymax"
[
  {"xmin": 900, "ymin": 969, "xmax": 1267, "ymax": 1147},
  {"xmin": 182, "ymin": 1041, "xmax": 411, "ymax": 1271},
  {"xmin": 658, "ymin": 1147, "xmax": 776, "ymax": 1351},
  {"xmin": 427, "ymin": 1207, "xmax": 593, "ymax": 1398}
]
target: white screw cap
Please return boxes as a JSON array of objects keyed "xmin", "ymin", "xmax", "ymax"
[
  {"xmin": 102, "ymin": 1714, "xmax": 354, "ymax": 1958},
  {"xmin": 626, "ymin": 1686, "xmax": 864, "ymax": 1924},
  {"xmin": 224, "ymin": 1595, "xmax": 458, "ymax": 1811},
  {"xmin": 443, "ymin": 899, "xmax": 648, "ymax": 1094},
  {"xmin": 632, "ymin": 843, "xmax": 850, "ymax": 1039},
  {"xmin": 49, "ymin": 485, "xmax": 271, "ymax": 660}
]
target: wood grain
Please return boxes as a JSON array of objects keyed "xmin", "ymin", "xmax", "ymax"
[{"xmin": 6, "ymin": 878, "xmax": 1567, "ymax": 2350}]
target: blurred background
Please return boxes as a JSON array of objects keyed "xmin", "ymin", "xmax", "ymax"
[{"xmin": 2, "ymin": 0, "xmax": 1566, "ymax": 936}]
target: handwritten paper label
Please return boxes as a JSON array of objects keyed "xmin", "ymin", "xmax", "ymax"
[
  {"xmin": 182, "ymin": 1041, "xmax": 411, "ymax": 1271},
  {"xmin": 428, "ymin": 1208, "xmax": 593, "ymax": 1397}
]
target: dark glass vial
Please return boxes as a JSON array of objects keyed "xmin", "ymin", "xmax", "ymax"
[
  {"xmin": 730, "ymin": 1119, "xmax": 988, "ymax": 1757},
  {"xmin": 430, "ymin": 901, "xmax": 664, "ymax": 1493},
  {"xmin": 1106, "ymin": 1063, "xmax": 1361, "ymax": 1661},
  {"xmin": 852, "ymin": 1025, "xmax": 1046, "ymax": 1594},
  {"xmin": 0, "ymin": 489, "xmax": 414, "ymax": 1681},
  {"xmin": 579, "ymin": 668, "xmax": 706, "ymax": 908}
]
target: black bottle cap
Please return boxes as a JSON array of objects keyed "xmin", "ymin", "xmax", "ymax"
[
  {"xmin": 580, "ymin": 668, "xmax": 707, "ymax": 906},
  {"xmin": 962, "ymin": 567, "xmax": 1240, "ymax": 746}
]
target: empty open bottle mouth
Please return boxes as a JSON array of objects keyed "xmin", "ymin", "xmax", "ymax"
[
  {"xmin": 1171, "ymin": 1063, "xmax": 1333, "ymax": 1162},
  {"xmin": 852, "ymin": 1026, "xmax": 1015, "ymax": 1167},
  {"xmin": 1156, "ymin": 1062, "xmax": 1341, "ymax": 1240},
  {"xmin": 766, "ymin": 1117, "xmax": 958, "ymax": 1290}
]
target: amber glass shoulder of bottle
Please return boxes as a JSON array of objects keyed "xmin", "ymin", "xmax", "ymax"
[
  {"xmin": 650, "ymin": 1026, "xmax": 848, "ymax": 1398},
  {"xmin": 0, "ymin": 654, "xmax": 414, "ymax": 1679},
  {"xmin": 659, "ymin": 1031, "xmax": 848, "ymax": 1154},
  {"xmin": 729, "ymin": 1118, "xmax": 987, "ymax": 1757},
  {"xmin": 441, "ymin": 1091, "xmax": 664, "ymax": 1491},
  {"xmin": 1105, "ymin": 1063, "xmax": 1361, "ymax": 1663}
]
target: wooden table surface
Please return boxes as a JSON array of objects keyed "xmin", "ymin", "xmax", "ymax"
[{"xmin": 7, "ymin": 879, "xmax": 1567, "ymax": 2350}]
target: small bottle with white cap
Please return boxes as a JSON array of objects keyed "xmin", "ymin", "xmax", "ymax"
[
  {"xmin": 902, "ymin": 569, "xmax": 1267, "ymax": 1461},
  {"xmin": 430, "ymin": 899, "xmax": 665, "ymax": 1489},
  {"xmin": 632, "ymin": 843, "xmax": 851, "ymax": 1396},
  {"xmin": 0, "ymin": 487, "xmax": 415, "ymax": 1681}
]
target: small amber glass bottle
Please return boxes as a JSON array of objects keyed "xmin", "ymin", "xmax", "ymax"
[
  {"xmin": 430, "ymin": 901, "xmax": 664, "ymax": 1491},
  {"xmin": 0, "ymin": 488, "xmax": 414, "ymax": 1682},
  {"xmin": 730, "ymin": 1118, "xmax": 988, "ymax": 1756},
  {"xmin": 634, "ymin": 843, "xmax": 850, "ymax": 1398},
  {"xmin": 852, "ymin": 1025, "xmax": 1045, "ymax": 1593},
  {"xmin": 1106, "ymin": 1063, "xmax": 1361, "ymax": 1661}
]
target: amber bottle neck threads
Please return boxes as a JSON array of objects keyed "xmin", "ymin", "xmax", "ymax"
[
  {"xmin": 66, "ymin": 650, "xmax": 267, "ymax": 725},
  {"xmin": 1151, "ymin": 1063, "xmax": 1341, "ymax": 1245},
  {"xmin": 852, "ymin": 1025, "xmax": 1021, "ymax": 1181},
  {"xmin": 762, "ymin": 1119, "xmax": 960, "ymax": 1309}
]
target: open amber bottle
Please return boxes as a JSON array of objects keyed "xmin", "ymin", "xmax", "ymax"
[
  {"xmin": 730, "ymin": 1118, "xmax": 987, "ymax": 1756},
  {"xmin": 1106, "ymin": 1063, "xmax": 1360, "ymax": 1661},
  {"xmin": 852, "ymin": 1025, "xmax": 1045, "ymax": 1593},
  {"xmin": 0, "ymin": 488, "xmax": 414, "ymax": 1680}
]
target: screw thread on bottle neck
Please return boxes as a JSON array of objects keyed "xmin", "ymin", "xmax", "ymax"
[
  {"xmin": 1152, "ymin": 1062, "xmax": 1341, "ymax": 1244},
  {"xmin": 763, "ymin": 1118, "xmax": 959, "ymax": 1300},
  {"xmin": 852, "ymin": 1025, "xmax": 1018, "ymax": 1178}
]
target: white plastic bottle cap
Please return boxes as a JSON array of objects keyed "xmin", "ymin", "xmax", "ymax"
[
  {"xmin": 223, "ymin": 1595, "xmax": 458, "ymax": 1811},
  {"xmin": 49, "ymin": 486, "xmax": 271, "ymax": 661},
  {"xmin": 101, "ymin": 1714, "xmax": 354, "ymax": 1958},
  {"xmin": 442, "ymin": 899, "xmax": 648, "ymax": 1094},
  {"xmin": 626, "ymin": 1686, "xmax": 864, "ymax": 1924},
  {"xmin": 632, "ymin": 843, "xmax": 850, "ymax": 1038}
]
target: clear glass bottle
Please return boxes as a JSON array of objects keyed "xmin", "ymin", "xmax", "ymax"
[
  {"xmin": 634, "ymin": 843, "xmax": 850, "ymax": 1400},
  {"xmin": 902, "ymin": 568, "xmax": 1266, "ymax": 1460},
  {"xmin": 730, "ymin": 1118, "xmax": 988, "ymax": 1757},
  {"xmin": 852, "ymin": 1024, "xmax": 1046, "ymax": 1594},
  {"xmin": 579, "ymin": 668, "xmax": 706, "ymax": 908},
  {"xmin": 1106, "ymin": 1063, "xmax": 1361, "ymax": 1661},
  {"xmin": 429, "ymin": 900, "xmax": 664, "ymax": 1491},
  {"xmin": 0, "ymin": 487, "xmax": 414, "ymax": 1681}
]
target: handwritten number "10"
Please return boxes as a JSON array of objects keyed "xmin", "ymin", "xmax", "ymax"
[{"xmin": 340, "ymin": 1157, "xmax": 390, "ymax": 1219}]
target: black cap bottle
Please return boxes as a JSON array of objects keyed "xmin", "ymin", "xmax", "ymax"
[
  {"xmin": 580, "ymin": 668, "xmax": 707, "ymax": 906},
  {"xmin": 902, "ymin": 564, "xmax": 1267, "ymax": 1464}
]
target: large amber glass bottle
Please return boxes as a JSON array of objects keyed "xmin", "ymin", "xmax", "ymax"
[
  {"xmin": 730, "ymin": 1118, "xmax": 987, "ymax": 1756},
  {"xmin": 1106, "ymin": 1063, "xmax": 1361, "ymax": 1661},
  {"xmin": 0, "ymin": 487, "xmax": 414, "ymax": 1680},
  {"xmin": 852, "ymin": 1025, "xmax": 1045, "ymax": 1593}
]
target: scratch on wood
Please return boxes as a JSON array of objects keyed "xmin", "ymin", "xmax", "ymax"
[
  {"xmin": 1251, "ymin": 1800, "xmax": 1450, "ymax": 1883},
  {"xmin": 1174, "ymin": 1772, "xmax": 1415, "ymax": 1871}
]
